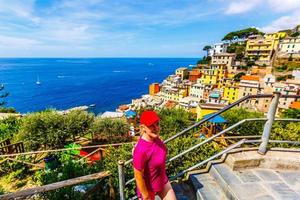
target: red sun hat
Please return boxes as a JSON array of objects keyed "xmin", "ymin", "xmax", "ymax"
[{"xmin": 140, "ymin": 110, "xmax": 160, "ymax": 127}]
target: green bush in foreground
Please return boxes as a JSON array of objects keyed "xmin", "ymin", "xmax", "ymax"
[
  {"xmin": 222, "ymin": 108, "xmax": 264, "ymax": 136},
  {"xmin": 0, "ymin": 116, "xmax": 20, "ymax": 140},
  {"xmin": 16, "ymin": 110, "xmax": 94, "ymax": 151},
  {"xmin": 91, "ymin": 117, "xmax": 130, "ymax": 143}
]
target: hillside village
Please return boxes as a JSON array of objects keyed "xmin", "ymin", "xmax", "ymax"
[{"xmin": 121, "ymin": 25, "xmax": 300, "ymax": 120}]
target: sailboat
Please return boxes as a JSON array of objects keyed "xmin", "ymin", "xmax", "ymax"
[{"xmin": 36, "ymin": 76, "xmax": 41, "ymax": 85}]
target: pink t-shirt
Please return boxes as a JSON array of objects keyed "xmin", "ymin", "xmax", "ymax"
[{"xmin": 133, "ymin": 137, "xmax": 168, "ymax": 195}]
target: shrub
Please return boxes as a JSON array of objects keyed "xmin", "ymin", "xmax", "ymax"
[
  {"xmin": 221, "ymin": 108, "xmax": 264, "ymax": 136},
  {"xmin": 0, "ymin": 107, "xmax": 16, "ymax": 113},
  {"xmin": 91, "ymin": 117, "xmax": 130, "ymax": 143},
  {"xmin": 16, "ymin": 110, "xmax": 94, "ymax": 151},
  {"xmin": 281, "ymin": 108, "xmax": 300, "ymax": 119},
  {"xmin": 64, "ymin": 110, "xmax": 94, "ymax": 140},
  {"xmin": 158, "ymin": 108, "xmax": 195, "ymax": 138},
  {"xmin": 0, "ymin": 116, "xmax": 20, "ymax": 140},
  {"xmin": 0, "ymin": 186, "xmax": 5, "ymax": 195}
]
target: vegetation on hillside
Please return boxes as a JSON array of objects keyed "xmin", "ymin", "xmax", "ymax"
[
  {"xmin": 0, "ymin": 107, "xmax": 299, "ymax": 199},
  {"xmin": 222, "ymin": 27, "xmax": 264, "ymax": 42}
]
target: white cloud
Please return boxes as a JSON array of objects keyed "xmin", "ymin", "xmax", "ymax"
[
  {"xmin": 0, "ymin": 35, "xmax": 41, "ymax": 48},
  {"xmin": 261, "ymin": 11, "xmax": 300, "ymax": 32},
  {"xmin": 225, "ymin": 0, "xmax": 261, "ymax": 15},
  {"xmin": 267, "ymin": 0, "xmax": 300, "ymax": 12},
  {"xmin": 0, "ymin": 0, "xmax": 40, "ymax": 24}
]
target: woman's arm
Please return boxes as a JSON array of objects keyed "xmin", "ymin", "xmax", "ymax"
[{"xmin": 134, "ymin": 168, "xmax": 151, "ymax": 200}]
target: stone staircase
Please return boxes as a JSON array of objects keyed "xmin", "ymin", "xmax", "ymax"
[{"xmin": 173, "ymin": 149, "xmax": 300, "ymax": 200}]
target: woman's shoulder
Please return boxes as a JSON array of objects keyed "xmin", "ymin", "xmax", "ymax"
[{"xmin": 133, "ymin": 138, "xmax": 154, "ymax": 155}]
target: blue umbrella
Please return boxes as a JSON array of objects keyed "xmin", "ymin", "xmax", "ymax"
[{"xmin": 125, "ymin": 110, "xmax": 136, "ymax": 118}]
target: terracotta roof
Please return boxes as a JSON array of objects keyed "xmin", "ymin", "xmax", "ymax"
[
  {"xmin": 118, "ymin": 105, "xmax": 129, "ymax": 111},
  {"xmin": 289, "ymin": 101, "xmax": 300, "ymax": 109},
  {"xmin": 189, "ymin": 70, "xmax": 201, "ymax": 76},
  {"xmin": 165, "ymin": 101, "xmax": 177, "ymax": 109},
  {"xmin": 241, "ymin": 75, "xmax": 260, "ymax": 81}
]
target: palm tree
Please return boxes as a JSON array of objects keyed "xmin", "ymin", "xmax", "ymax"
[{"xmin": 203, "ymin": 45, "xmax": 212, "ymax": 57}]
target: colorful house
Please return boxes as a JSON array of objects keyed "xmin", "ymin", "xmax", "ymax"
[
  {"xmin": 245, "ymin": 32, "xmax": 286, "ymax": 65},
  {"xmin": 238, "ymin": 75, "xmax": 261, "ymax": 108},
  {"xmin": 149, "ymin": 83, "xmax": 160, "ymax": 95},
  {"xmin": 211, "ymin": 53, "xmax": 236, "ymax": 73},
  {"xmin": 196, "ymin": 103, "xmax": 226, "ymax": 120},
  {"xmin": 189, "ymin": 68, "xmax": 202, "ymax": 82},
  {"xmin": 175, "ymin": 67, "xmax": 189, "ymax": 80}
]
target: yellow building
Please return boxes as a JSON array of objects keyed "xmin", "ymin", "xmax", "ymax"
[
  {"xmin": 160, "ymin": 87, "xmax": 188, "ymax": 102},
  {"xmin": 196, "ymin": 103, "xmax": 225, "ymax": 120},
  {"xmin": 221, "ymin": 79, "xmax": 239, "ymax": 104},
  {"xmin": 245, "ymin": 32, "xmax": 286, "ymax": 65},
  {"xmin": 175, "ymin": 67, "xmax": 189, "ymax": 80},
  {"xmin": 149, "ymin": 83, "xmax": 160, "ymax": 95},
  {"xmin": 199, "ymin": 64, "xmax": 227, "ymax": 86}
]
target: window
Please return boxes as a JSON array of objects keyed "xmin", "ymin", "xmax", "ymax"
[{"xmin": 288, "ymin": 45, "xmax": 290, "ymax": 48}]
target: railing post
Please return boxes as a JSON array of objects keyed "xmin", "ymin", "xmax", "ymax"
[
  {"xmin": 118, "ymin": 160, "xmax": 125, "ymax": 200},
  {"xmin": 258, "ymin": 92, "xmax": 280, "ymax": 155}
]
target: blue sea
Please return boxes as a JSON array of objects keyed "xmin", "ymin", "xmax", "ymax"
[{"xmin": 0, "ymin": 58, "xmax": 198, "ymax": 114}]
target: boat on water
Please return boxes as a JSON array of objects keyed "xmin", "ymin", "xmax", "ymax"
[{"xmin": 36, "ymin": 76, "xmax": 41, "ymax": 85}]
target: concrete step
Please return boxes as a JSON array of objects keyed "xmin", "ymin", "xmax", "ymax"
[
  {"xmin": 189, "ymin": 173, "xmax": 228, "ymax": 200},
  {"xmin": 209, "ymin": 164, "xmax": 284, "ymax": 200},
  {"xmin": 172, "ymin": 182, "xmax": 196, "ymax": 200}
]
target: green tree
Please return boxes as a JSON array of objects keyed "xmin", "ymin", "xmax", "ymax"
[
  {"xmin": 158, "ymin": 108, "xmax": 195, "ymax": 138},
  {"xmin": 291, "ymin": 32, "xmax": 300, "ymax": 37},
  {"xmin": 222, "ymin": 27, "xmax": 264, "ymax": 42},
  {"xmin": 91, "ymin": 117, "xmax": 130, "ymax": 143},
  {"xmin": 17, "ymin": 110, "xmax": 68, "ymax": 150},
  {"xmin": 16, "ymin": 110, "xmax": 94, "ymax": 150},
  {"xmin": 0, "ymin": 116, "xmax": 20, "ymax": 140},
  {"xmin": 222, "ymin": 108, "xmax": 264, "ymax": 136},
  {"xmin": 64, "ymin": 110, "xmax": 94, "ymax": 141},
  {"xmin": 202, "ymin": 45, "xmax": 212, "ymax": 57},
  {"xmin": 233, "ymin": 72, "xmax": 246, "ymax": 82},
  {"xmin": 0, "ymin": 84, "xmax": 9, "ymax": 107},
  {"xmin": 270, "ymin": 122, "xmax": 300, "ymax": 148},
  {"xmin": 226, "ymin": 42, "xmax": 246, "ymax": 61},
  {"xmin": 281, "ymin": 108, "xmax": 300, "ymax": 119}
]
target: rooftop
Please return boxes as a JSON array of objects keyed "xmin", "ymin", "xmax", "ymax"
[
  {"xmin": 241, "ymin": 75, "xmax": 260, "ymax": 82},
  {"xmin": 289, "ymin": 101, "xmax": 300, "ymax": 109}
]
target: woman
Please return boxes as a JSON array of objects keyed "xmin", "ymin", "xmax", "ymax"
[{"xmin": 133, "ymin": 110, "xmax": 176, "ymax": 200}]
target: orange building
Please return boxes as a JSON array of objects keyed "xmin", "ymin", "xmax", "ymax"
[
  {"xmin": 149, "ymin": 83, "xmax": 160, "ymax": 95},
  {"xmin": 189, "ymin": 69, "xmax": 202, "ymax": 82},
  {"xmin": 289, "ymin": 101, "xmax": 300, "ymax": 109}
]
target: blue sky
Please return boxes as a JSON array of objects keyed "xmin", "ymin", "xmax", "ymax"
[{"xmin": 0, "ymin": 0, "xmax": 299, "ymax": 58}]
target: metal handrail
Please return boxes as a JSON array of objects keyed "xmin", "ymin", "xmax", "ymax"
[
  {"xmin": 163, "ymin": 94, "xmax": 273, "ymax": 144},
  {"xmin": 124, "ymin": 118, "xmax": 300, "ymax": 186},
  {"xmin": 170, "ymin": 137, "xmax": 300, "ymax": 180},
  {"xmin": 119, "ymin": 93, "xmax": 300, "ymax": 199},
  {"xmin": 124, "ymin": 94, "xmax": 275, "ymax": 166},
  {"xmin": 169, "ymin": 139, "xmax": 246, "ymax": 180},
  {"xmin": 166, "ymin": 118, "xmax": 300, "ymax": 163}
]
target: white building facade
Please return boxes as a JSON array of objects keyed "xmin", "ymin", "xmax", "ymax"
[{"xmin": 279, "ymin": 36, "xmax": 300, "ymax": 54}]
